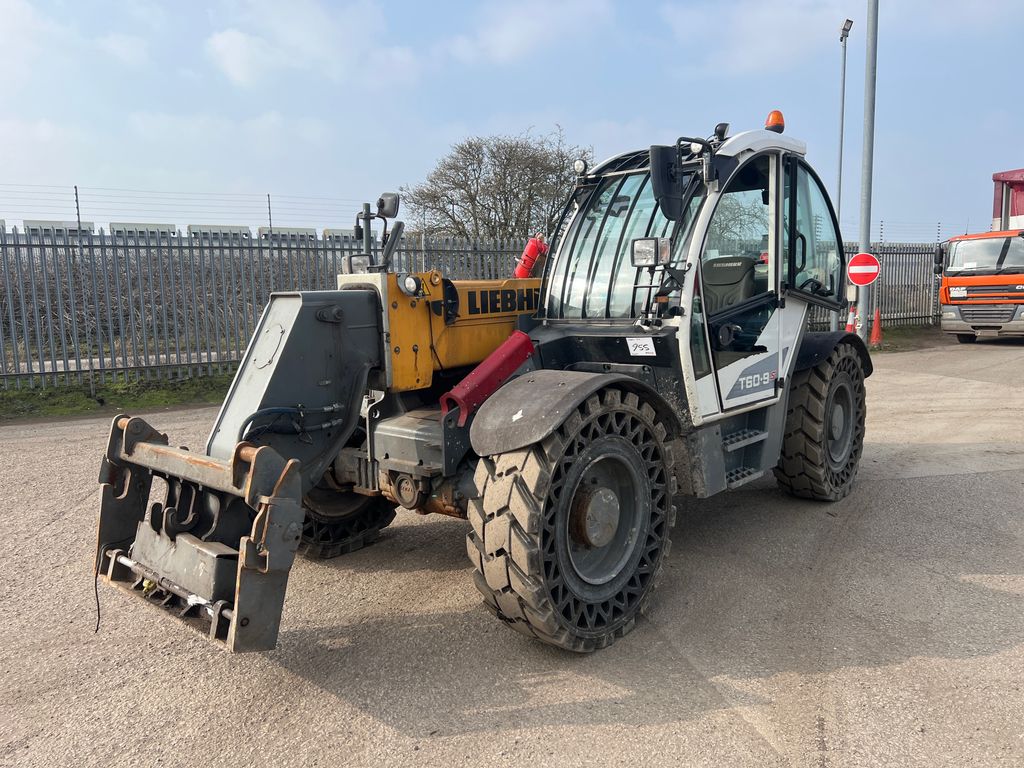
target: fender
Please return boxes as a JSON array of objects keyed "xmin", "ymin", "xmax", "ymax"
[
  {"xmin": 794, "ymin": 331, "xmax": 873, "ymax": 377},
  {"xmin": 469, "ymin": 369, "xmax": 684, "ymax": 458}
]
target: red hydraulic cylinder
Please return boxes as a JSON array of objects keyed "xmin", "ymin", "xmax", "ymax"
[{"xmin": 440, "ymin": 330, "xmax": 535, "ymax": 427}]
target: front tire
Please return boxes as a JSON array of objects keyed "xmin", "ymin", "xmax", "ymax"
[
  {"xmin": 775, "ymin": 342, "xmax": 867, "ymax": 501},
  {"xmin": 466, "ymin": 389, "xmax": 677, "ymax": 652}
]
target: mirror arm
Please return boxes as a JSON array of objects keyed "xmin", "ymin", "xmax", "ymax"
[
  {"xmin": 656, "ymin": 264, "xmax": 690, "ymax": 295},
  {"xmin": 676, "ymin": 136, "xmax": 716, "ymax": 189},
  {"xmin": 371, "ymin": 220, "xmax": 404, "ymax": 273}
]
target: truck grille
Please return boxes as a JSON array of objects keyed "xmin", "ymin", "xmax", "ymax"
[
  {"xmin": 966, "ymin": 285, "xmax": 1024, "ymax": 297},
  {"xmin": 960, "ymin": 306, "xmax": 1017, "ymax": 324}
]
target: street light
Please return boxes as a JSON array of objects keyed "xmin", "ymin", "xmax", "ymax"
[
  {"xmin": 837, "ymin": 18, "xmax": 853, "ymax": 221},
  {"xmin": 832, "ymin": 18, "xmax": 854, "ymax": 331},
  {"xmin": 857, "ymin": 0, "xmax": 879, "ymax": 343}
]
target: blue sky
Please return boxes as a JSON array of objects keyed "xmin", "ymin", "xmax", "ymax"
[{"xmin": 0, "ymin": 0, "xmax": 1018, "ymax": 240}]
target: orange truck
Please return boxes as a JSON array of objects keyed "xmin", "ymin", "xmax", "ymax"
[
  {"xmin": 935, "ymin": 229, "xmax": 1024, "ymax": 342},
  {"xmin": 933, "ymin": 168, "xmax": 1024, "ymax": 343}
]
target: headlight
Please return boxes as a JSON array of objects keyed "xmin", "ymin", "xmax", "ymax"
[
  {"xmin": 630, "ymin": 237, "xmax": 671, "ymax": 268},
  {"xmin": 399, "ymin": 274, "xmax": 422, "ymax": 297}
]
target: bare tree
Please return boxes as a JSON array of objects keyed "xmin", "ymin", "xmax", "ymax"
[{"xmin": 402, "ymin": 129, "xmax": 592, "ymax": 241}]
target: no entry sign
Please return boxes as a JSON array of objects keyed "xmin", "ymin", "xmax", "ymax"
[{"xmin": 847, "ymin": 252, "xmax": 880, "ymax": 287}]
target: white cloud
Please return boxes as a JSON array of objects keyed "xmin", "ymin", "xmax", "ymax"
[
  {"xmin": 660, "ymin": 0, "xmax": 843, "ymax": 76},
  {"xmin": 126, "ymin": 110, "xmax": 330, "ymax": 154},
  {"xmin": 205, "ymin": 28, "xmax": 275, "ymax": 87},
  {"xmin": 96, "ymin": 33, "xmax": 149, "ymax": 66},
  {"xmin": 441, "ymin": 0, "xmax": 614, "ymax": 64},
  {"xmin": 0, "ymin": 117, "xmax": 83, "ymax": 184},
  {"xmin": 659, "ymin": 0, "xmax": 1018, "ymax": 79},
  {"xmin": 0, "ymin": 0, "xmax": 67, "ymax": 91},
  {"xmin": 203, "ymin": 0, "xmax": 417, "ymax": 87},
  {"xmin": 122, "ymin": 0, "xmax": 168, "ymax": 30}
]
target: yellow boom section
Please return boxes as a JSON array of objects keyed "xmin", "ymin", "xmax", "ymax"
[{"xmin": 382, "ymin": 271, "xmax": 540, "ymax": 391}]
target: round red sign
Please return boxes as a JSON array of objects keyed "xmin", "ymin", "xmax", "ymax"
[{"xmin": 847, "ymin": 252, "xmax": 880, "ymax": 286}]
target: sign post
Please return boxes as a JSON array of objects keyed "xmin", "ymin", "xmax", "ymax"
[
  {"xmin": 847, "ymin": 252, "xmax": 880, "ymax": 338},
  {"xmin": 857, "ymin": 0, "xmax": 879, "ymax": 342}
]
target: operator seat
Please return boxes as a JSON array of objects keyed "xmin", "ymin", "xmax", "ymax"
[{"xmin": 702, "ymin": 256, "xmax": 757, "ymax": 314}]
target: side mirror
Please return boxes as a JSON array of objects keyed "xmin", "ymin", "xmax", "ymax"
[
  {"xmin": 934, "ymin": 264, "xmax": 943, "ymax": 275},
  {"xmin": 377, "ymin": 192, "xmax": 400, "ymax": 219},
  {"xmin": 631, "ymin": 237, "xmax": 671, "ymax": 268},
  {"xmin": 933, "ymin": 244, "xmax": 944, "ymax": 266},
  {"xmin": 649, "ymin": 145, "xmax": 684, "ymax": 220}
]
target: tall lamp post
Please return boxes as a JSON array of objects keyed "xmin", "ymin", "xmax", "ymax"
[
  {"xmin": 837, "ymin": 19, "xmax": 853, "ymax": 220},
  {"xmin": 833, "ymin": 18, "xmax": 853, "ymax": 331},
  {"xmin": 858, "ymin": 0, "xmax": 879, "ymax": 343}
]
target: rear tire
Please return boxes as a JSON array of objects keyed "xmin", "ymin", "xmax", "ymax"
[
  {"xmin": 956, "ymin": 333, "xmax": 977, "ymax": 344},
  {"xmin": 298, "ymin": 484, "xmax": 396, "ymax": 560},
  {"xmin": 775, "ymin": 342, "xmax": 866, "ymax": 501},
  {"xmin": 466, "ymin": 389, "xmax": 677, "ymax": 652}
]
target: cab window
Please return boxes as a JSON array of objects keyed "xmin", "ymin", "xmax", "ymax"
[
  {"xmin": 784, "ymin": 160, "xmax": 844, "ymax": 304},
  {"xmin": 693, "ymin": 155, "xmax": 775, "ymax": 368},
  {"xmin": 699, "ymin": 155, "xmax": 772, "ymax": 313},
  {"xmin": 547, "ymin": 172, "xmax": 677, "ymax": 319}
]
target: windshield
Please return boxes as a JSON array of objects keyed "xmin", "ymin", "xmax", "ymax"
[
  {"xmin": 545, "ymin": 171, "xmax": 702, "ymax": 319},
  {"xmin": 946, "ymin": 236, "xmax": 1024, "ymax": 274}
]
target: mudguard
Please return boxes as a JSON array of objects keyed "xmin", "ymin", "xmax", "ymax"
[
  {"xmin": 794, "ymin": 331, "xmax": 873, "ymax": 377},
  {"xmin": 469, "ymin": 369, "xmax": 682, "ymax": 458}
]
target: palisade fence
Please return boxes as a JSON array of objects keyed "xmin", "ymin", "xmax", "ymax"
[
  {"xmin": 0, "ymin": 226, "xmax": 520, "ymax": 389},
  {"xmin": 0, "ymin": 226, "xmax": 936, "ymax": 390},
  {"xmin": 807, "ymin": 241, "xmax": 941, "ymax": 330}
]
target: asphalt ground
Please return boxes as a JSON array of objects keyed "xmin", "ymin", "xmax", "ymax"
[{"xmin": 2, "ymin": 338, "xmax": 1023, "ymax": 767}]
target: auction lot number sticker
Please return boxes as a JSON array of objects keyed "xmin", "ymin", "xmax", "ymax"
[{"xmin": 626, "ymin": 337, "xmax": 657, "ymax": 356}]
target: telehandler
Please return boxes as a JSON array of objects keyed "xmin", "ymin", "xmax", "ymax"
[{"xmin": 95, "ymin": 113, "xmax": 870, "ymax": 652}]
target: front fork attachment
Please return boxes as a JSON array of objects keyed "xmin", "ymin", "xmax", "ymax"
[{"xmin": 96, "ymin": 414, "xmax": 304, "ymax": 652}]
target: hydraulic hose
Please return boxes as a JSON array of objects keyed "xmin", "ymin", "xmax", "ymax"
[{"xmin": 237, "ymin": 403, "xmax": 345, "ymax": 442}]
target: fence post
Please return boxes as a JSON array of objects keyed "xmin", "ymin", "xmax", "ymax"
[
  {"xmin": 108, "ymin": 230, "xmax": 129, "ymax": 382},
  {"xmin": 0, "ymin": 227, "xmax": 17, "ymax": 389},
  {"xmin": 14, "ymin": 229, "xmax": 36, "ymax": 387},
  {"xmin": 0, "ymin": 230, "xmax": 8, "ymax": 390}
]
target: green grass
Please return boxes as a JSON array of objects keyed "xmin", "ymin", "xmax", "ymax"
[
  {"xmin": 867, "ymin": 323, "xmax": 953, "ymax": 353},
  {"xmin": 0, "ymin": 372, "xmax": 235, "ymax": 422}
]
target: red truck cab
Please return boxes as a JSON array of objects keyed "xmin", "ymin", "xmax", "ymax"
[{"xmin": 936, "ymin": 229, "xmax": 1024, "ymax": 342}]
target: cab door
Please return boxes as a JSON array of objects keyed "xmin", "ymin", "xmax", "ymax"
[
  {"xmin": 688, "ymin": 153, "xmax": 784, "ymax": 414},
  {"xmin": 779, "ymin": 155, "xmax": 846, "ymax": 368}
]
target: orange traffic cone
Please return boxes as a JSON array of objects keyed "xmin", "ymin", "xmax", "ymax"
[
  {"xmin": 869, "ymin": 307, "xmax": 883, "ymax": 347},
  {"xmin": 844, "ymin": 304, "xmax": 857, "ymax": 333}
]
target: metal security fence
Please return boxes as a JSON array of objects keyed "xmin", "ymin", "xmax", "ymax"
[
  {"xmin": 0, "ymin": 227, "xmax": 938, "ymax": 390},
  {"xmin": 0, "ymin": 226, "xmax": 520, "ymax": 389},
  {"xmin": 807, "ymin": 242, "xmax": 939, "ymax": 330}
]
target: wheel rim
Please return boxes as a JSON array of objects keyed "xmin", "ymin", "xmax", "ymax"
[
  {"xmin": 566, "ymin": 453, "xmax": 644, "ymax": 586},
  {"xmin": 542, "ymin": 404, "xmax": 670, "ymax": 636},
  {"xmin": 825, "ymin": 377, "xmax": 855, "ymax": 470}
]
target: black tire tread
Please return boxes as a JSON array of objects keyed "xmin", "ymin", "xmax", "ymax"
[
  {"xmin": 774, "ymin": 342, "xmax": 866, "ymax": 501},
  {"xmin": 466, "ymin": 388, "xmax": 678, "ymax": 652},
  {"xmin": 298, "ymin": 500, "xmax": 396, "ymax": 560}
]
